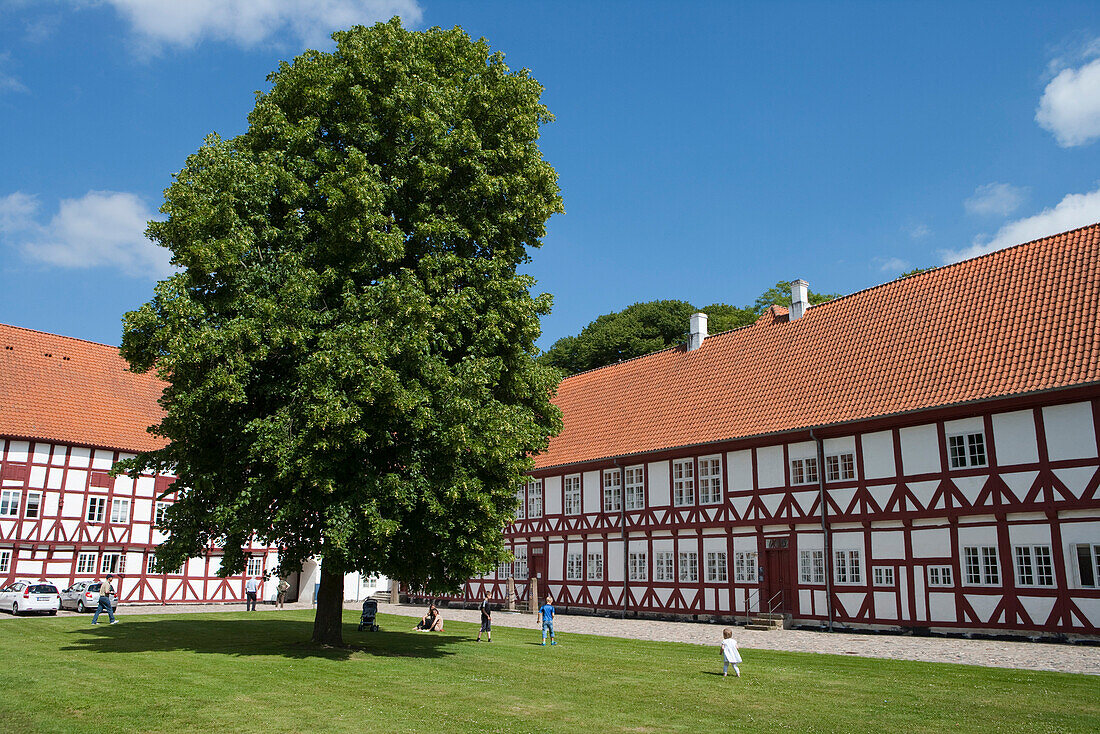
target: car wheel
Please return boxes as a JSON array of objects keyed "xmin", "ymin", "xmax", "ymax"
[
  {"xmin": 11, "ymin": 603, "xmax": 18, "ymax": 616},
  {"xmin": 49, "ymin": 610, "xmax": 57, "ymax": 616},
  {"xmin": 77, "ymin": 601, "xmax": 85, "ymax": 613}
]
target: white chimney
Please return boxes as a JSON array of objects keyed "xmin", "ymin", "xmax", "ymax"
[
  {"xmin": 790, "ymin": 279, "xmax": 809, "ymax": 320},
  {"xmin": 688, "ymin": 312, "xmax": 708, "ymax": 351}
]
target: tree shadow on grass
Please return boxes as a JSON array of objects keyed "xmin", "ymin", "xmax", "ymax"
[{"xmin": 61, "ymin": 617, "xmax": 464, "ymax": 661}]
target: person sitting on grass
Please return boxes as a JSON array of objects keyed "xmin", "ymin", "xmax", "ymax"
[{"xmin": 414, "ymin": 603, "xmax": 444, "ymax": 632}]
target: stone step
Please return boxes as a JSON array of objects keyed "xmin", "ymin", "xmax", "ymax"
[
  {"xmin": 753, "ymin": 613, "xmax": 786, "ymax": 620},
  {"xmin": 745, "ymin": 623, "xmax": 779, "ymax": 631}
]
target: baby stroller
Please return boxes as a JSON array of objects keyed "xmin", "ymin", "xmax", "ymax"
[{"xmin": 358, "ymin": 599, "xmax": 379, "ymax": 632}]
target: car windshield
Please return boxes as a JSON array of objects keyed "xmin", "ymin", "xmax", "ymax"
[
  {"xmin": 29, "ymin": 585, "xmax": 58, "ymax": 594},
  {"xmin": 88, "ymin": 583, "xmax": 101, "ymax": 591}
]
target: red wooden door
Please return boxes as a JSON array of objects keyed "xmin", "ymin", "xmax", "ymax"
[
  {"xmin": 529, "ymin": 543, "xmax": 547, "ymax": 584},
  {"xmin": 764, "ymin": 538, "xmax": 791, "ymax": 613}
]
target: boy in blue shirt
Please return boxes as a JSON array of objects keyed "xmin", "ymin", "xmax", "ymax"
[{"xmin": 538, "ymin": 594, "xmax": 556, "ymax": 646}]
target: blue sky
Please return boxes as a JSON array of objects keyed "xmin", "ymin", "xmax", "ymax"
[{"xmin": 2, "ymin": 1, "xmax": 1100, "ymax": 350}]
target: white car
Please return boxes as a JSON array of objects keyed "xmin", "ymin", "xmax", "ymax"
[
  {"xmin": 0, "ymin": 580, "xmax": 61, "ymax": 615},
  {"xmin": 60, "ymin": 582, "xmax": 118, "ymax": 613}
]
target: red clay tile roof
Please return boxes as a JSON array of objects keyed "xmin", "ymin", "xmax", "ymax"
[
  {"xmin": 536, "ymin": 223, "xmax": 1100, "ymax": 469},
  {"xmin": 0, "ymin": 324, "xmax": 166, "ymax": 452}
]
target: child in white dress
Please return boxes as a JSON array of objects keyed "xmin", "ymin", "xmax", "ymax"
[{"xmin": 720, "ymin": 628, "xmax": 742, "ymax": 677}]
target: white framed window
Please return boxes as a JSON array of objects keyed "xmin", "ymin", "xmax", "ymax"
[
  {"xmin": 100, "ymin": 552, "xmax": 124, "ymax": 575},
  {"xmin": 673, "ymin": 459, "xmax": 694, "ymax": 506},
  {"xmin": 527, "ymin": 479, "xmax": 543, "ymax": 518},
  {"xmin": 110, "ymin": 498, "xmax": 131, "ymax": 524},
  {"xmin": 654, "ymin": 551, "xmax": 674, "ymax": 582},
  {"xmin": 602, "ymin": 470, "xmax": 621, "ymax": 513},
  {"xmin": 77, "ymin": 552, "xmax": 97, "ymax": 574},
  {"xmin": 927, "ymin": 565, "xmax": 953, "ymax": 587},
  {"xmin": 514, "ymin": 484, "xmax": 526, "ymax": 520},
  {"xmin": 24, "ymin": 491, "xmax": 42, "ymax": 519},
  {"xmin": 948, "ymin": 432, "xmax": 987, "ymax": 469},
  {"xmin": 799, "ymin": 549, "xmax": 825, "ymax": 584},
  {"xmin": 825, "ymin": 453, "xmax": 856, "ymax": 482},
  {"xmin": 705, "ymin": 551, "xmax": 727, "ymax": 582},
  {"xmin": 587, "ymin": 551, "xmax": 604, "ymax": 580},
  {"xmin": 496, "ymin": 559, "xmax": 512, "ymax": 578},
  {"xmin": 734, "ymin": 551, "xmax": 758, "ymax": 583},
  {"xmin": 563, "ymin": 475, "xmax": 581, "ymax": 515},
  {"xmin": 790, "ymin": 457, "xmax": 818, "ymax": 485},
  {"xmin": 0, "ymin": 549, "xmax": 10, "ymax": 574},
  {"xmin": 629, "ymin": 551, "xmax": 647, "ymax": 581},
  {"xmin": 1073, "ymin": 543, "xmax": 1100, "ymax": 588},
  {"xmin": 0, "ymin": 489, "xmax": 19, "ymax": 517},
  {"xmin": 514, "ymin": 547, "xmax": 528, "ymax": 580},
  {"xmin": 86, "ymin": 496, "xmax": 107, "ymax": 523},
  {"xmin": 833, "ymin": 549, "xmax": 862, "ymax": 584},
  {"xmin": 1014, "ymin": 545, "xmax": 1054, "ymax": 587},
  {"xmin": 155, "ymin": 502, "xmax": 169, "ymax": 527},
  {"xmin": 146, "ymin": 555, "xmax": 158, "ymax": 574},
  {"xmin": 698, "ymin": 456, "xmax": 722, "ymax": 504},
  {"xmin": 246, "ymin": 557, "xmax": 263, "ymax": 577},
  {"xmin": 624, "ymin": 466, "xmax": 645, "ymax": 510},
  {"xmin": 873, "ymin": 566, "xmax": 895, "ymax": 587},
  {"xmin": 963, "ymin": 546, "xmax": 1000, "ymax": 586},
  {"xmin": 678, "ymin": 551, "xmax": 698, "ymax": 582},
  {"xmin": 566, "ymin": 552, "xmax": 583, "ymax": 581}
]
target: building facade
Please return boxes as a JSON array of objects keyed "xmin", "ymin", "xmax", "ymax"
[
  {"xmin": 0, "ymin": 325, "xmax": 386, "ymax": 605},
  {"xmin": 464, "ymin": 225, "xmax": 1100, "ymax": 637}
]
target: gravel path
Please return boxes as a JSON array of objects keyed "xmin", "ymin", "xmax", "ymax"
[{"xmin": 9, "ymin": 599, "xmax": 1097, "ymax": 675}]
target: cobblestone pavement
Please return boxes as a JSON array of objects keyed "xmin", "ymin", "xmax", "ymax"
[
  {"xmin": 371, "ymin": 601, "xmax": 1100, "ymax": 676},
  {"xmin": 6, "ymin": 598, "xmax": 1097, "ymax": 675}
]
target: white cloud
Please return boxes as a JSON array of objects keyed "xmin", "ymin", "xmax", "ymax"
[
  {"xmin": 964, "ymin": 183, "xmax": 1027, "ymax": 217},
  {"xmin": 0, "ymin": 51, "xmax": 28, "ymax": 94},
  {"xmin": 942, "ymin": 185, "xmax": 1100, "ymax": 263},
  {"xmin": 908, "ymin": 223, "xmax": 931, "ymax": 239},
  {"xmin": 875, "ymin": 256, "xmax": 910, "ymax": 274},
  {"xmin": 98, "ymin": 0, "xmax": 423, "ymax": 52},
  {"xmin": 0, "ymin": 190, "xmax": 172, "ymax": 278},
  {"xmin": 1037, "ymin": 55, "xmax": 1100, "ymax": 147}
]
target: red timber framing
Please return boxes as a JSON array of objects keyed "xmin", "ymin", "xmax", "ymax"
[
  {"xmin": 458, "ymin": 387, "xmax": 1100, "ymax": 637},
  {"xmin": 0, "ymin": 437, "xmax": 276, "ymax": 604}
]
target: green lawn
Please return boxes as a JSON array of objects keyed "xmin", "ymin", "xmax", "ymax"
[{"xmin": 0, "ymin": 610, "xmax": 1096, "ymax": 733}]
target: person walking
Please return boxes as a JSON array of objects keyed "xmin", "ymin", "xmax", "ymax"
[
  {"xmin": 244, "ymin": 576, "xmax": 260, "ymax": 611},
  {"xmin": 538, "ymin": 594, "xmax": 556, "ymax": 646},
  {"xmin": 91, "ymin": 574, "xmax": 118, "ymax": 625},
  {"xmin": 720, "ymin": 628, "xmax": 742, "ymax": 678},
  {"xmin": 477, "ymin": 592, "xmax": 492, "ymax": 642},
  {"xmin": 276, "ymin": 578, "xmax": 290, "ymax": 609}
]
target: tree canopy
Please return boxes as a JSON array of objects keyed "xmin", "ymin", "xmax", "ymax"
[
  {"xmin": 539, "ymin": 282, "xmax": 839, "ymax": 374},
  {"xmin": 118, "ymin": 19, "xmax": 563, "ymax": 645}
]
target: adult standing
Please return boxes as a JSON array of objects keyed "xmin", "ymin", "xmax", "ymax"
[
  {"xmin": 538, "ymin": 594, "xmax": 555, "ymax": 646},
  {"xmin": 244, "ymin": 576, "xmax": 260, "ymax": 611},
  {"xmin": 92, "ymin": 574, "xmax": 117, "ymax": 625},
  {"xmin": 477, "ymin": 593, "xmax": 492, "ymax": 642},
  {"xmin": 276, "ymin": 578, "xmax": 290, "ymax": 609}
]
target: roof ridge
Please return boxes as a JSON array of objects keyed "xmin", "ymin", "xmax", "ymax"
[
  {"xmin": 803, "ymin": 220, "xmax": 1100, "ymax": 315},
  {"xmin": 0, "ymin": 322, "xmax": 120, "ymax": 350}
]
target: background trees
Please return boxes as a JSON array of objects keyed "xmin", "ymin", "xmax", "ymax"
[
  {"xmin": 539, "ymin": 282, "xmax": 840, "ymax": 374},
  {"xmin": 118, "ymin": 19, "xmax": 563, "ymax": 645}
]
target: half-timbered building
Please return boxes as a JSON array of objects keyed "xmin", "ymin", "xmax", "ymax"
[
  {"xmin": 0, "ymin": 325, "xmax": 287, "ymax": 604},
  {"xmin": 466, "ymin": 224, "xmax": 1100, "ymax": 638}
]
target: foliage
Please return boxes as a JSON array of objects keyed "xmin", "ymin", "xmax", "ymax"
[
  {"xmin": 117, "ymin": 19, "xmax": 563, "ymax": 642},
  {"xmin": 0, "ymin": 612, "xmax": 1096, "ymax": 733},
  {"xmin": 897, "ymin": 266, "xmax": 935, "ymax": 279},
  {"xmin": 539, "ymin": 282, "xmax": 839, "ymax": 374}
]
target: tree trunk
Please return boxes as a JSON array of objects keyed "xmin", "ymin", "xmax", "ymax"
[{"xmin": 312, "ymin": 563, "xmax": 345, "ymax": 646}]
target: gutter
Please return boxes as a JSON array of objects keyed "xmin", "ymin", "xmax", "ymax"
[{"xmin": 810, "ymin": 426, "xmax": 834, "ymax": 632}]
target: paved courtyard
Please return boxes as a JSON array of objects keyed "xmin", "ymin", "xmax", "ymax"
[{"xmin": 9, "ymin": 598, "xmax": 1097, "ymax": 675}]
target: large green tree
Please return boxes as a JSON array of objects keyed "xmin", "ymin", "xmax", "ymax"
[
  {"xmin": 539, "ymin": 283, "xmax": 838, "ymax": 374},
  {"xmin": 118, "ymin": 19, "xmax": 563, "ymax": 646}
]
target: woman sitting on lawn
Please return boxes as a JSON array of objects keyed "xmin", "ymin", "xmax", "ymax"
[{"xmin": 414, "ymin": 603, "xmax": 444, "ymax": 632}]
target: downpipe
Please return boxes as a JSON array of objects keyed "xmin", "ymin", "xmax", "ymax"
[{"xmin": 810, "ymin": 427, "xmax": 834, "ymax": 632}]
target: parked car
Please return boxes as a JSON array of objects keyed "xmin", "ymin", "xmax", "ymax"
[
  {"xmin": 0, "ymin": 580, "xmax": 60, "ymax": 615},
  {"xmin": 60, "ymin": 582, "xmax": 118, "ymax": 613}
]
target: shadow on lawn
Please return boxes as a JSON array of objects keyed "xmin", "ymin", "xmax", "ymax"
[{"xmin": 61, "ymin": 617, "xmax": 464, "ymax": 661}]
